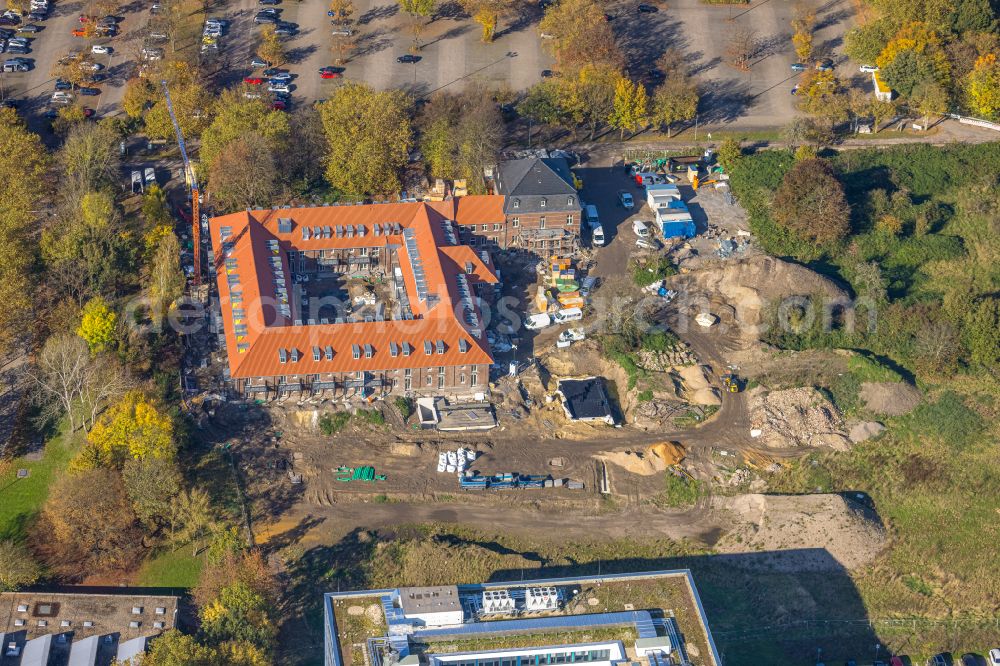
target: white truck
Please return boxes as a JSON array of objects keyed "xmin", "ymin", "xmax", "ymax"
[{"xmin": 585, "ymin": 204, "xmax": 605, "ymax": 247}]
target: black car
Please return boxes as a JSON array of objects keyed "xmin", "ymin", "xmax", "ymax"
[
  {"xmin": 253, "ymin": 14, "xmax": 277, "ymax": 23},
  {"xmin": 27, "ymin": 12, "xmax": 46, "ymax": 21},
  {"xmin": 258, "ymin": 7, "xmax": 279, "ymax": 14},
  {"xmin": 0, "ymin": 98, "xmax": 18, "ymax": 108},
  {"xmin": 0, "ymin": 28, "xmax": 13, "ymax": 38},
  {"xmin": 17, "ymin": 23, "xmax": 41, "ymax": 32},
  {"xmin": 78, "ymin": 87, "xmax": 100, "ymax": 96},
  {"xmin": 6, "ymin": 45, "xmax": 29, "ymax": 54},
  {"xmin": 397, "ymin": 54, "xmax": 420, "ymax": 63},
  {"xmin": 259, "ymin": 0, "xmax": 281, "ymax": 5},
  {"xmin": 98, "ymin": 14, "xmax": 119, "ymax": 24},
  {"xmin": 0, "ymin": 17, "xmax": 20, "ymax": 25},
  {"xmin": 263, "ymin": 67, "xmax": 285, "ymax": 76},
  {"xmin": 273, "ymin": 24, "xmax": 296, "ymax": 35},
  {"xmin": 44, "ymin": 108, "xmax": 58, "ymax": 118},
  {"xmin": 637, "ymin": 3, "xmax": 658, "ymax": 11},
  {"xmin": 54, "ymin": 78, "xmax": 72, "ymax": 90}
]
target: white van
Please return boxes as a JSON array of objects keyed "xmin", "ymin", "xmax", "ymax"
[
  {"xmin": 524, "ymin": 313, "xmax": 551, "ymax": 330},
  {"xmin": 632, "ymin": 220, "xmax": 650, "ymax": 237},
  {"xmin": 584, "ymin": 204, "xmax": 599, "ymax": 227},
  {"xmin": 553, "ymin": 307, "xmax": 583, "ymax": 324},
  {"xmin": 592, "ymin": 224, "xmax": 605, "ymax": 247}
]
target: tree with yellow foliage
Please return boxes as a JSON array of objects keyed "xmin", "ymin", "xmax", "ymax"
[
  {"xmin": 964, "ymin": 53, "xmax": 1000, "ymax": 120},
  {"xmin": 78, "ymin": 390, "xmax": 175, "ymax": 469},
  {"xmin": 791, "ymin": 3, "xmax": 815, "ymax": 62},
  {"xmin": 876, "ymin": 21, "xmax": 951, "ymax": 99},
  {"xmin": 77, "ymin": 296, "xmax": 117, "ymax": 354},
  {"xmin": 608, "ymin": 77, "xmax": 647, "ymax": 139}
]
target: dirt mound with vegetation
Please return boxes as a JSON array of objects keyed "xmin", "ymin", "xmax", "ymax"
[
  {"xmin": 749, "ymin": 386, "xmax": 850, "ymax": 450},
  {"xmin": 715, "ymin": 493, "xmax": 888, "ymax": 571},
  {"xmin": 674, "ymin": 255, "xmax": 848, "ymax": 339},
  {"xmin": 859, "ymin": 382, "xmax": 922, "ymax": 416}
]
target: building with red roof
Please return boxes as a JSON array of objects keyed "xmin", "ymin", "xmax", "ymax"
[{"xmin": 209, "ymin": 197, "xmax": 503, "ymax": 400}]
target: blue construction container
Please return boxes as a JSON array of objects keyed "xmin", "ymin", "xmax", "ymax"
[{"xmin": 661, "ymin": 220, "xmax": 696, "ymax": 238}]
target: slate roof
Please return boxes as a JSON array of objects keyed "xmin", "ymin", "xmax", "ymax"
[
  {"xmin": 557, "ymin": 377, "xmax": 614, "ymax": 421},
  {"xmin": 496, "ymin": 158, "xmax": 578, "ymax": 214}
]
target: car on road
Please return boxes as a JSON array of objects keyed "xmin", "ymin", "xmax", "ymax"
[
  {"xmin": 267, "ymin": 70, "xmax": 291, "ymax": 81},
  {"xmin": 816, "ymin": 59, "xmax": 834, "ymax": 70},
  {"xmin": 319, "ymin": 66, "xmax": 341, "ymax": 78},
  {"xmin": 244, "ymin": 76, "xmax": 264, "ymax": 84},
  {"xmin": 16, "ymin": 24, "xmax": 40, "ymax": 33},
  {"xmin": 268, "ymin": 82, "xmax": 290, "ymax": 93},
  {"xmin": 790, "ymin": 62, "xmax": 807, "ymax": 72},
  {"xmin": 331, "ymin": 27, "xmax": 352, "ymax": 35},
  {"xmin": 637, "ymin": 3, "xmax": 658, "ymax": 11},
  {"xmin": 859, "ymin": 64, "xmax": 879, "ymax": 73},
  {"xmin": 2, "ymin": 58, "xmax": 30, "ymax": 71},
  {"xmin": 251, "ymin": 57, "xmax": 269, "ymax": 68},
  {"xmin": 397, "ymin": 54, "xmax": 420, "ymax": 63},
  {"xmin": 78, "ymin": 86, "xmax": 100, "ymax": 95},
  {"xmin": 55, "ymin": 78, "xmax": 72, "ymax": 89},
  {"xmin": 91, "ymin": 44, "xmax": 112, "ymax": 54},
  {"xmin": 618, "ymin": 190, "xmax": 634, "ymax": 209},
  {"xmin": 254, "ymin": 14, "xmax": 277, "ymax": 23}
]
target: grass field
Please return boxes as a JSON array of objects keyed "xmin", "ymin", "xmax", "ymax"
[
  {"xmin": 135, "ymin": 544, "xmax": 206, "ymax": 588},
  {"xmin": 0, "ymin": 425, "xmax": 78, "ymax": 542}
]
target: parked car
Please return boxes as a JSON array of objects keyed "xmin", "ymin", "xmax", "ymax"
[
  {"xmin": 268, "ymin": 82, "xmax": 290, "ymax": 93},
  {"xmin": 244, "ymin": 76, "xmax": 264, "ymax": 84},
  {"xmin": 790, "ymin": 62, "xmax": 807, "ymax": 72},
  {"xmin": 632, "ymin": 219, "xmax": 650, "ymax": 237},
  {"xmin": 553, "ymin": 307, "xmax": 583, "ymax": 324},
  {"xmin": 524, "ymin": 313, "xmax": 551, "ymax": 330},
  {"xmin": 790, "ymin": 84, "xmax": 799, "ymax": 95},
  {"xmin": 26, "ymin": 12, "xmax": 46, "ymax": 21},
  {"xmin": 83, "ymin": 107, "xmax": 95, "ymax": 117},
  {"xmin": 618, "ymin": 190, "xmax": 634, "ymax": 209},
  {"xmin": 267, "ymin": 71, "xmax": 291, "ymax": 81},
  {"xmin": 131, "ymin": 170, "xmax": 143, "ymax": 193},
  {"xmin": 54, "ymin": 78, "xmax": 72, "ymax": 89},
  {"xmin": 928, "ymin": 655, "xmax": 948, "ymax": 666},
  {"xmin": 0, "ymin": 28, "xmax": 13, "ymax": 38},
  {"xmin": 81, "ymin": 60, "xmax": 102, "ymax": 70},
  {"xmin": 144, "ymin": 166, "xmax": 155, "ymax": 185},
  {"xmin": 331, "ymin": 27, "xmax": 352, "ymax": 35},
  {"xmin": 859, "ymin": 64, "xmax": 879, "ymax": 73},
  {"xmin": 960, "ymin": 655, "xmax": 982, "ymax": 666},
  {"xmin": 636, "ymin": 236, "xmax": 662, "ymax": 251},
  {"xmin": 148, "ymin": 30, "xmax": 167, "ymax": 40},
  {"xmin": 272, "ymin": 99, "xmax": 286, "ymax": 110},
  {"xmin": 397, "ymin": 54, "xmax": 419, "ymax": 63},
  {"xmin": 257, "ymin": 7, "xmax": 279, "ymax": 15},
  {"xmin": 988, "ymin": 649, "xmax": 1000, "ymax": 666},
  {"xmin": 259, "ymin": 0, "xmax": 280, "ymax": 4},
  {"xmin": 141, "ymin": 47, "xmax": 164, "ymax": 60},
  {"xmin": 2, "ymin": 57, "xmax": 29, "ymax": 71},
  {"xmin": 816, "ymin": 59, "xmax": 834, "ymax": 71},
  {"xmin": 253, "ymin": 14, "xmax": 277, "ymax": 23},
  {"xmin": 91, "ymin": 44, "xmax": 112, "ymax": 54},
  {"xmin": 16, "ymin": 23, "xmax": 40, "ymax": 32},
  {"xmin": 150, "ymin": 3, "xmax": 162, "ymax": 12},
  {"xmin": 5, "ymin": 44, "xmax": 28, "ymax": 53},
  {"xmin": 319, "ymin": 66, "xmax": 341, "ymax": 78},
  {"xmin": 273, "ymin": 23, "xmax": 296, "ymax": 35},
  {"xmin": 250, "ymin": 57, "xmax": 269, "ymax": 68},
  {"xmin": 71, "ymin": 27, "xmax": 87, "ymax": 36},
  {"xmin": 637, "ymin": 3, "xmax": 658, "ymax": 11},
  {"xmin": 50, "ymin": 91, "xmax": 73, "ymax": 103},
  {"xmin": 78, "ymin": 87, "xmax": 100, "ymax": 96}
]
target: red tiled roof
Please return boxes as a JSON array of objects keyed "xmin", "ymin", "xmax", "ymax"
[{"xmin": 210, "ymin": 199, "xmax": 500, "ymax": 380}]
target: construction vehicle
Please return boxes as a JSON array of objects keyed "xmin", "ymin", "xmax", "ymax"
[
  {"xmin": 161, "ymin": 80, "xmax": 201, "ymax": 287},
  {"xmin": 721, "ymin": 373, "xmax": 740, "ymax": 393}
]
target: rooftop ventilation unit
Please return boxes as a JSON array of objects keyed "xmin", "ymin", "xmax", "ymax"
[
  {"xmin": 525, "ymin": 587, "xmax": 560, "ymax": 611},
  {"xmin": 482, "ymin": 590, "xmax": 515, "ymax": 615}
]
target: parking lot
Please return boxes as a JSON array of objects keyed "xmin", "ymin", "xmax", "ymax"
[{"xmin": 0, "ymin": 0, "xmax": 149, "ymax": 132}]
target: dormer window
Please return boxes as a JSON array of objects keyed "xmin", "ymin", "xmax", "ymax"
[
  {"xmin": 567, "ymin": 196, "xmax": 574, "ymax": 206},
  {"xmin": 540, "ymin": 198, "xmax": 547, "ymax": 208},
  {"xmin": 512, "ymin": 198, "xmax": 520, "ymax": 208}
]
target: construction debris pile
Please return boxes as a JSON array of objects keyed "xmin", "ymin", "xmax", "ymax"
[
  {"xmin": 748, "ymin": 387, "xmax": 851, "ymax": 451},
  {"xmin": 598, "ymin": 441, "xmax": 686, "ymax": 476},
  {"xmin": 437, "ymin": 448, "xmax": 478, "ymax": 473},
  {"xmin": 634, "ymin": 340, "xmax": 697, "ymax": 370}
]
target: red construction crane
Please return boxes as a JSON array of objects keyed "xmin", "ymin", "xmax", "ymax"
[{"xmin": 160, "ymin": 80, "xmax": 201, "ymax": 287}]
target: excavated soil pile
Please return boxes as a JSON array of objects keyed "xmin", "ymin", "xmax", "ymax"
[
  {"xmin": 749, "ymin": 386, "xmax": 850, "ymax": 450},
  {"xmin": 715, "ymin": 493, "xmax": 888, "ymax": 571},
  {"xmin": 673, "ymin": 255, "xmax": 848, "ymax": 340},
  {"xmin": 599, "ymin": 441, "xmax": 686, "ymax": 476},
  {"xmin": 676, "ymin": 365, "xmax": 721, "ymax": 406},
  {"xmin": 859, "ymin": 381, "xmax": 922, "ymax": 416}
]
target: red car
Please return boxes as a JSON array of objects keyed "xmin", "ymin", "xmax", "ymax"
[
  {"xmin": 79, "ymin": 15, "xmax": 94, "ymax": 22},
  {"xmin": 83, "ymin": 108, "xmax": 95, "ymax": 117},
  {"xmin": 319, "ymin": 66, "xmax": 341, "ymax": 79},
  {"xmin": 244, "ymin": 76, "xmax": 264, "ymax": 84},
  {"xmin": 272, "ymin": 99, "xmax": 286, "ymax": 110}
]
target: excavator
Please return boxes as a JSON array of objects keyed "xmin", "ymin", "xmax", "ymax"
[{"xmin": 721, "ymin": 373, "xmax": 741, "ymax": 393}]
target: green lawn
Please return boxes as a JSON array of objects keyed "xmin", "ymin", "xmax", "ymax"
[
  {"xmin": 135, "ymin": 544, "xmax": 205, "ymax": 588},
  {"xmin": 0, "ymin": 426, "xmax": 78, "ymax": 542}
]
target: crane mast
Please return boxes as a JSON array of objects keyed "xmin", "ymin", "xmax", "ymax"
[{"xmin": 160, "ymin": 80, "xmax": 201, "ymax": 287}]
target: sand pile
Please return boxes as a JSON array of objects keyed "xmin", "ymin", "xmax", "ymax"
[
  {"xmin": 749, "ymin": 387, "xmax": 850, "ymax": 450},
  {"xmin": 676, "ymin": 365, "xmax": 722, "ymax": 406},
  {"xmin": 715, "ymin": 493, "xmax": 888, "ymax": 571},
  {"xmin": 599, "ymin": 442, "xmax": 686, "ymax": 475},
  {"xmin": 859, "ymin": 382, "xmax": 922, "ymax": 415}
]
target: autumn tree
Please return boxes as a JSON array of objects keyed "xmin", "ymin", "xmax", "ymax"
[
  {"xmin": 772, "ymin": 158, "xmax": 851, "ymax": 245},
  {"xmin": 257, "ymin": 25, "xmax": 285, "ymax": 66},
  {"xmin": 419, "ymin": 87, "xmax": 502, "ymax": 192},
  {"xmin": 329, "ymin": 0, "xmax": 354, "ymax": 22},
  {"xmin": 650, "ymin": 72, "xmax": 699, "ymax": 136},
  {"xmin": 77, "ymin": 296, "xmax": 118, "ymax": 354},
  {"xmin": 459, "ymin": 0, "xmax": 515, "ymax": 42},
  {"xmin": 608, "ymin": 76, "xmax": 647, "ymax": 139},
  {"xmin": 0, "ymin": 541, "xmax": 41, "ymax": 591},
  {"xmin": 278, "ymin": 107, "xmax": 328, "ymax": 188},
  {"xmin": 518, "ymin": 81, "xmax": 564, "ymax": 141},
  {"xmin": 51, "ymin": 52, "xmax": 96, "ymax": 88},
  {"xmin": 138, "ymin": 631, "xmax": 220, "ymax": 666},
  {"xmin": 77, "ymin": 390, "xmax": 176, "ymax": 469},
  {"xmin": 170, "ymin": 489, "xmax": 216, "ymax": 554},
  {"xmin": 33, "ymin": 468, "xmax": 142, "ymax": 574},
  {"xmin": 876, "ymin": 21, "xmax": 951, "ymax": 99},
  {"xmin": 142, "ymin": 185, "xmax": 172, "ymax": 230},
  {"xmin": 797, "ymin": 70, "xmax": 849, "ymax": 129},
  {"xmin": 318, "ymin": 83, "xmax": 413, "ymax": 197},
  {"xmin": 148, "ymin": 230, "xmax": 185, "ymax": 325},
  {"xmin": 844, "ymin": 16, "xmax": 896, "ymax": 65},
  {"xmin": 123, "ymin": 457, "xmax": 181, "ymax": 529},
  {"xmin": 28, "ymin": 334, "xmax": 91, "ymax": 431},
  {"xmin": 716, "ymin": 138, "xmax": 743, "ymax": 171},
  {"xmin": 791, "ymin": 3, "xmax": 816, "ymax": 62},
  {"xmin": 196, "ymin": 550, "xmax": 278, "ymax": 652},
  {"xmin": 912, "ymin": 80, "xmax": 949, "ymax": 127},
  {"xmin": 60, "ymin": 121, "xmax": 122, "ymax": 199},
  {"xmin": 208, "ymin": 135, "xmax": 281, "ymax": 211},
  {"xmin": 964, "ymin": 52, "xmax": 1000, "ymax": 119},
  {"xmin": 200, "ymin": 91, "xmax": 291, "ymax": 175},
  {"xmin": 570, "ymin": 64, "xmax": 620, "ymax": 140},
  {"xmin": 727, "ymin": 26, "xmax": 757, "ymax": 70},
  {"xmin": 399, "ymin": 0, "xmax": 434, "ymax": 49},
  {"xmin": 0, "ymin": 109, "xmax": 47, "ymax": 357},
  {"xmin": 538, "ymin": 0, "xmax": 621, "ymax": 72},
  {"xmin": 144, "ymin": 74, "xmax": 213, "ymax": 141}
]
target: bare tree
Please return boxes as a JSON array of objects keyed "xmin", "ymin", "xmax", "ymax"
[
  {"xmin": 28, "ymin": 334, "xmax": 91, "ymax": 432},
  {"xmin": 726, "ymin": 27, "xmax": 758, "ymax": 71},
  {"xmin": 78, "ymin": 359, "xmax": 132, "ymax": 431}
]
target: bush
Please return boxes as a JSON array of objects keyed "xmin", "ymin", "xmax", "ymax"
[
  {"xmin": 318, "ymin": 412, "xmax": 351, "ymax": 435},
  {"xmin": 898, "ymin": 391, "xmax": 984, "ymax": 450},
  {"xmin": 636, "ymin": 389, "xmax": 653, "ymax": 402},
  {"xmin": 393, "ymin": 396, "xmax": 414, "ymax": 420},
  {"xmin": 355, "ymin": 409, "xmax": 385, "ymax": 427},
  {"xmin": 660, "ymin": 472, "xmax": 703, "ymax": 507},
  {"xmin": 629, "ymin": 256, "xmax": 677, "ymax": 287}
]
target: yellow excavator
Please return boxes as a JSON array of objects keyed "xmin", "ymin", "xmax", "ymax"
[{"xmin": 721, "ymin": 373, "xmax": 740, "ymax": 393}]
